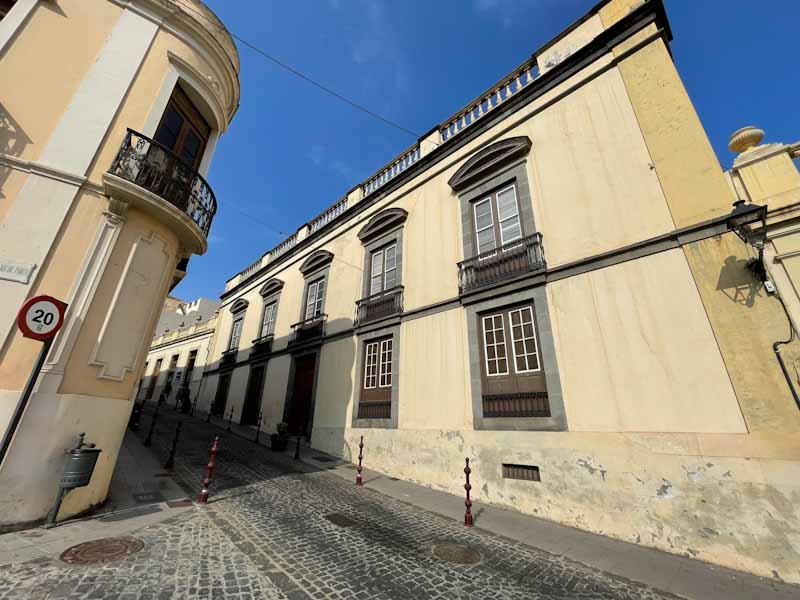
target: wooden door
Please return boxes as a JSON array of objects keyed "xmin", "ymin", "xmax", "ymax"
[
  {"xmin": 241, "ymin": 364, "xmax": 265, "ymax": 425},
  {"xmin": 286, "ymin": 354, "xmax": 316, "ymax": 436},
  {"xmin": 212, "ymin": 373, "xmax": 231, "ymax": 417}
]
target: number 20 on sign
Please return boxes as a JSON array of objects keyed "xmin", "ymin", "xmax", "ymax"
[{"xmin": 17, "ymin": 295, "xmax": 67, "ymax": 341}]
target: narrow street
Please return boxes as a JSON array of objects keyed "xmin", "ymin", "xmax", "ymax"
[{"xmin": 0, "ymin": 406, "xmax": 795, "ymax": 600}]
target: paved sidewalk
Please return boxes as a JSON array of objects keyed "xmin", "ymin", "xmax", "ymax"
[
  {"xmin": 0, "ymin": 429, "xmax": 191, "ymax": 567},
  {"xmin": 0, "ymin": 406, "xmax": 797, "ymax": 599}
]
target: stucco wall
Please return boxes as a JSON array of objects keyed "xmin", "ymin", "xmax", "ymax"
[
  {"xmin": 548, "ymin": 248, "xmax": 746, "ymax": 433},
  {"xmin": 682, "ymin": 233, "xmax": 800, "ymax": 432},
  {"xmin": 312, "ymin": 426, "xmax": 800, "ymax": 583},
  {"xmin": 612, "ymin": 35, "xmax": 733, "ymax": 228},
  {"xmin": 0, "ymin": 0, "xmax": 122, "ymax": 163}
]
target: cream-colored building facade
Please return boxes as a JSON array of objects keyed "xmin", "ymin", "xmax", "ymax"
[
  {"xmin": 137, "ymin": 304, "xmax": 218, "ymax": 407},
  {"xmin": 194, "ymin": 0, "xmax": 800, "ymax": 582},
  {"xmin": 0, "ymin": 0, "xmax": 239, "ymax": 529}
]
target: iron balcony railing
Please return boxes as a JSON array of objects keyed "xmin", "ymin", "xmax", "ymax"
[
  {"xmin": 355, "ymin": 286, "xmax": 404, "ymax": 326},
  {"xmin": 250, "ymin": 334, "xmax": 274, "ymax": 357},
  {"xmin": 457, "ymin": 233, "xmax": 546, "ymax": 294},
  {"xmin": 220, "ymin": 348, "xmax": 237, "ymax": 367},
  {"xmin": 109, "ymin": 129, "xmax": 217, "ymax": 237},
  {"xmin": 289, "ymin": 314, "xmax": 327, "ymax": 345},
  {"xmin": 357, "ymin": 401, "xmax": 391, "ymax": 419},
  {"xmin": 483, "ymin": 392, "xmax": 550, "ymax": 418}
]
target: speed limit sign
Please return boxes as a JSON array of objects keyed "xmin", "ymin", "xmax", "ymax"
[{"xmin": 17, "ymin": 295, "xmax": 67, "ymax": 341}]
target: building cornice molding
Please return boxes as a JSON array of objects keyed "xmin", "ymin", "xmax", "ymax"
[
  {"xmin": 0, "ymin": 152, "xmax": 86, "ymax": 187},
  {"xmin": 107, "ymin": 0, "xmax": 239, "ymax": 126},
  {"xmin": 149, "ymin": 326, "xmax": 214, "ymax": 351},
  {"xmin": 219, "ymin": 1, "xmax": 668, "ymax": 302},
  {"xmin": 167, "ymin": 50, "xmax": 228, "ymax": 132}
]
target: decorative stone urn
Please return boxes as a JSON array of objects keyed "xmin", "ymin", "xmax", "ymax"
[{"xmin": 728, "ymin": 126, "xmax": 765, "ymax": 153}]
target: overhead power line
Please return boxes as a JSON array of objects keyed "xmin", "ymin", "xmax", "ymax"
[{"xmin": 173, "ymin": 0, "xmax": 422, "ymax": 139}]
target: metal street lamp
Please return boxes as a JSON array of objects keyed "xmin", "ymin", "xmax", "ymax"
[{"xmin": 726, "ymin": 199, "xmax": 768, "ymax": 281}]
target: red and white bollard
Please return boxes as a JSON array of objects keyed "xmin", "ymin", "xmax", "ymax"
[
  {"xmin": 197, "ymin": 436, "xmax": 220, "ymax": 504},
  {"xmin": 463, "ymin": 457, "xmax": 474, "ymax": 527},
  {"xmin": 355, "ymin": 435, "xmax": 364, "ymax": 487}
]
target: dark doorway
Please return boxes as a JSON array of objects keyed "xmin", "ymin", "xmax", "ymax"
[
  {"xmin": 286, "ymin": 353, "xmax": 317, "ymax": 436},
  {"xmin": 241, "ymin": 364, "xmax": 265, "ymax": 425},
  {"xmin": 212, "ymin": 372, "xmax": 231, "ymax": 417}
]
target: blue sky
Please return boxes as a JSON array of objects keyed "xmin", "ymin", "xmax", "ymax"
[{"xmin": 175, "ymin": 0, "xmax": 800, "ymax": 301}]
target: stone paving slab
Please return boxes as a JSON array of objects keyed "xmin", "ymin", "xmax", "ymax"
[{"xmin": 2, "ymin": 406, "xmax": 798, "ymax": 599}]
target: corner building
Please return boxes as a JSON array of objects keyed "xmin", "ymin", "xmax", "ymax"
[
  {"xmin": 0, "ymin": 0, "xmax": 239, "ymax": 528},
  {"xmin": 198, "ymin": 0, "xmax": 800, "ymax": 581}
]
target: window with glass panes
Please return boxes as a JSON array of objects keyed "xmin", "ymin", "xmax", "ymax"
[
  {"xmin": 477, "ymin": 303, "xmax": 548, "ymax": 415},
  {"xmin": 359, "ymin": 336, "xmax": 393, "ymax": 417},
  {"xmin": 261, "ymin": 301, "xmax": 277, "ymax": 336},
  {"xmin": 369, "ymin": 243, "xmax": 397, "ymax": 295},
  {"xmin": 153, "ymin": 86, "xmax": 210, "ymax": 169},
  {"xmin": 305, "ymin": 278, "xmax": 325, "ymax": 320},
  {"xmin": 229, "ymin": 316, "xmax": 243, "ymax": 349},
  {"xmin": 473, "ymin": 184, "xmax": 522, "ymax": 256}
]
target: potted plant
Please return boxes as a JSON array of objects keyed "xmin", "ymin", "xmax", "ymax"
[{"xmin": 270, "ymin": 422, "xmax": 289, "ymax": 451}]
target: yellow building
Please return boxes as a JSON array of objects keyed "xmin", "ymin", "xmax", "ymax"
[
  {"xmin": 137, "ymin": 297, "xmax": 219, "ymax": 407},
  {"xmin": 194, "ymin": 0, "xmax": 800, "ymax": 582},
  {"xmin": 0, "ymin": 0, "xmax": 239, "ymax": 528}
]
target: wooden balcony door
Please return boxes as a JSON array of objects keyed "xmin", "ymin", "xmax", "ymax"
[
  {"xmin": 286, "ymin": 354, "xmax": 316, "ymax": 436},
  {"xmin": 241, "ymin": 364, "xmax": 265, "ymax": 425}
]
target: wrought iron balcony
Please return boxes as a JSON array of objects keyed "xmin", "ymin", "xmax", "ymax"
[
  {"xmin": 355, "ymin": 286, "xmax": 404, "ymax": 326},
  {"xmin": 108, "ymin": 129, "xmax": 217, "ymax": 237},
  {"xmin": 289, "ymin": 314, "xmax": 326, "ymax": 345},
  {"xmin": 483, "ymin": 392, "xmax": 550, "ymax": 418},
  {"xmin": 457, "ymin": 233, "xmax": 546, "ymax": 294},
  {"xmin": 250, "ymin": 334, "xmax": 274, "ymax": 357},
  {"xmin": 357, "ymin": 401, "xmax": 391, "ymax": 419},
  {"xmin": 220, "ymin": 348, "xmax": 237, "ymax": 367}
]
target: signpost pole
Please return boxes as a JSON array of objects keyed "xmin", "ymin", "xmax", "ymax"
[{"xmin": 0, "ymin": 337, "xmax": 53, "ymax": 466}]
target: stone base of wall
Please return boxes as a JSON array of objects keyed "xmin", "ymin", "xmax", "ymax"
[
  {"xmin": 312, "ymin": 426, "xmax": 800, "ymax": 583},
  {"xmin": 0, "ymin": 390, "xmax": 132, "ymax": 529}
]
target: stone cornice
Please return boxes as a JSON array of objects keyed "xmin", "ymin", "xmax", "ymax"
[{"xmin": 0, "ymin": 152, "xmax": 86, "ymax": 187}]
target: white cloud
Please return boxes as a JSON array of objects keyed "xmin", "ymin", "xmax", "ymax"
[
  {"xmin": 306, "ymin": 144, "xmax": 356, "ymax": 182},
  {"xmin": 349, "ymin": 0, "xmax": 412, "ymax": 96}
]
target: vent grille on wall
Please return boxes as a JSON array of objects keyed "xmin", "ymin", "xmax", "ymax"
[{"xmin": 502, "ymin": 464, "xmax": 540, "ymax": 482}]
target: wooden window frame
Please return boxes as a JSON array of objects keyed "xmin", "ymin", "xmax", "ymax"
[
  {"xmin": 378, "ymin": 338, "xmax": 393, "ymax": 388},
  {"xmin": 363, "ymin": 341, "xmax": 379, "ymax": 389},
  {"xmin": 261, "ymin": 300, "xmax": 278, "ymax": 337},
  {"xmin": 369, "ymin": 242, "xmax": 398, "ymax": 296},
  {"xmin": 508, "ymin": 306, "xmax": 541, "ymax": 374},
  {"xmin": 154, "ymin": 85, "xmax": 211, "ymax": 169},
  {"xmin": 471, "ymin": 183, "xmax": 523, "ymax": 258},
  {"xmin": 229, "ymin": 315, "xmax": 244, "ymax": 350},
  {"xmin": 481, "ymin": 313, "xmax": 509, "ymax": 377},
  {"xmin": 304, "ymin": 277, "xmax": 326, "ymax": 320}
]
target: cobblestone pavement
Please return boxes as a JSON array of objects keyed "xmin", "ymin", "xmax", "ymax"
[{"xmin": 0, "ymin": 408, "xmax": 687, "ymax": 599}]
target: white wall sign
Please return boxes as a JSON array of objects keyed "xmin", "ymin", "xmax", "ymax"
[{"xmin": 0, "ymin": 259, "xmax": 36, "ymax": 284}]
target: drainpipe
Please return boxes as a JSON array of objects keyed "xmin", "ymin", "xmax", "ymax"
[{"xmin": 772, "ymin": 293, "xmax": 800, "ymax": 411}]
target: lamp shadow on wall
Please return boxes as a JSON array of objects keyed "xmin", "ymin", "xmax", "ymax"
[
  {"xmin": 0, "ymin": 102, "xmax": 32, "ymax": 199},
  {"xmin": 716, "ymin": 255, "xmax": 764, "ymax": 308}
]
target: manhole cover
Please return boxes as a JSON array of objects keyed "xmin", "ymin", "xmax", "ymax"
[
  {"xmin": 432, "ymin": 543, "xmax": 482, "ymax": 565},
  {"xmin": 323, "ymin": 513, "xmax": 357, "ymax": 527},
  {"xmin": 60, "ymin": 537, "xmax": 145, "ymax": 565}
]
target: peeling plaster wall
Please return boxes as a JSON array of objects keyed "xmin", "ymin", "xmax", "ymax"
[{"xmin": 312, "ymin": 427, "xmax": 800, "ymax": 583}]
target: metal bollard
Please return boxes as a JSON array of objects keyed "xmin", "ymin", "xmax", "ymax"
[
  {"xmin": 294, "ymin": 435, "xmax": 301, "ymax": 460},
  {"xmin": 205, "ymin": 401, "xmax": 212, "ymax": 423},
  {"xmin": 197, "ymin": 436, "xmax": 220, "ymax": 504},
  {"xmin": 463, "ymin": 457, "xmax": 474, "ymax": 527},
  {"xmin": 254, "ymin": 412, "xmax": 262, "ymax": 444},
  {"xmin": 164, "ymin": 422, "xmax": 182, "ymax": 470},
  {"xmin": 355, "ymin": 436, "xmax": 364, "ymax": 487},
  {"xmin": 144, "ymin": 403, "xmax": 160, "ymax": 447},
  {"xmin": 226, "ymin": 406, "xmax": 234, "ymax": 433},
  {"xmin": 189, "ymin": 394, "xmax": 197, "ymax": 417}
]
